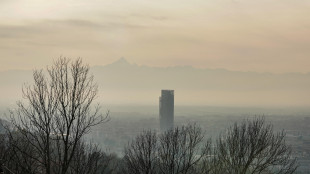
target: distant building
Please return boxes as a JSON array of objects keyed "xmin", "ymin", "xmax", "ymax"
[{"xmin": 159, "ymin": 90, "xmax": 174, "ymax": 131}]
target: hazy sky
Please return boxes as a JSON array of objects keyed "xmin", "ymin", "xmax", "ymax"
[{"xmin": 0, "ymin": 0, "xmax": 310, "ymax": 73}]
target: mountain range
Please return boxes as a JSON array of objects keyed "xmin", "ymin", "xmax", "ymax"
[{"xmin": 1, "ymin": 58, "xmax": 309, "ymax": 107}]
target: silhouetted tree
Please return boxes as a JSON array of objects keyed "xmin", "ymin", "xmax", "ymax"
[
  {"xmin": 157, "ymin": 125, "xmax": 208, "ymax": 174},
  {"xmin": 69, "ymin": 141, "xmax": 113, "ymax": 174},
  {"xmin": 0, "ymin": 128, "xmax": 8, "ymax": 174},
  {"xmin": 123, "ymin": 130, "xmax": 158, "ymax": 174},
  {"xmin": 212, "ymin": 117, "xmax": 297, "ymax": 174},
  {"xmin": 6, "ymin": 57, "xmax": 109, "ymax": 174},
  {"xmin": 123, "ymin": 124, "xmax": 210, "ymax": 174},
  {"xmin": 6, "ymin": 131, "xmax": 40, "ymax": 174}
]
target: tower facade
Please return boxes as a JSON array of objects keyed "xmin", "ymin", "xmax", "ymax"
[{"xmin": 159, "ymin": 90, "xmax": 174, "ymax": 131}]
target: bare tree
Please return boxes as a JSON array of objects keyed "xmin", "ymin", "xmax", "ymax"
[
  {"xmin": 213, "ymin": 117, "xmax": 298, "ymax": 174},
  {"xmin": 6, "ymin": 57, "xmax": 108, "ymax": 174},
  {"xmin": 0, "ymin": 129, "xmax": 8, "ymax": 174},
  {"xmin": 123, "ymin": 124, "xmax": 209, "ymax": 174},
  {"xmin": 6, "ymin": 131, "xmax": 41, "ymax": 174},
  {"xmin": 123, "ymin": 130, "xmax": 158, "ymax": 174},
  {"xmin": 157, "ymin": 125, "xmax": 207, "ymax": 174},
  {"xmin": 69, "ymin": 141, "xmax": 112, "ymax": 174},
  {"xmin": 99, "ymin": 153, "xmax": 123, "ymax": 174}
]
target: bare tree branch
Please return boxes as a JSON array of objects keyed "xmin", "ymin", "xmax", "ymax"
[{"xmin": 5, "ymin": 57, "xmax": 109, "ymax": 174}]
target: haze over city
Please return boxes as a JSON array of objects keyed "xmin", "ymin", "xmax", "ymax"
[
  {"xmin": 1, "ymin": 1, "xmax": 310, "ymax": 173},
  {"xmin": 1, "ymin": 0, "xmax": 310, "ymax": 108}
]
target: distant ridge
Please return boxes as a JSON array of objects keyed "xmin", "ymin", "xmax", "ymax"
[
  {"xmin": 2, "ymin": 57, "xmax": 310, "ymax": 91},
  {"xmin": 107, "ymin": 57, "xmax": 132, "ymax": 66},
  {"xmin": 1, "ymin": 58, "xmax": 310, "ymax": 106},
  {"xmin": 96, "ymin": 58, "xmax": 310, "ymax": 75},
  {"xmin": 89, "ymin": 58, "xmax": 310, "ymax": 92}
]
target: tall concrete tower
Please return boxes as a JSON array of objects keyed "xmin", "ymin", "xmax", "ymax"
[{"xmin": 159, "ymin": 90, "xmax": 174, "ymax": 131}]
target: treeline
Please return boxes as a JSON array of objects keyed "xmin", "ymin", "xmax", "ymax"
[
  {"xmin": 0, "ymin": 58, "xmax": 298, "ymax": 174},
  {"xmin": 123, "ymin": 117, "xmax": 298, "ymax": 174},
  {"xmin": 0, "ymin": 118, "xmax": 298, "ymax": 174}
]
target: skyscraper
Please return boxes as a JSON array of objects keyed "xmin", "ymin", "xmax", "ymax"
[{"xmin": 159, "ymin": 90, "xmax": 174, "ymax": 131}]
